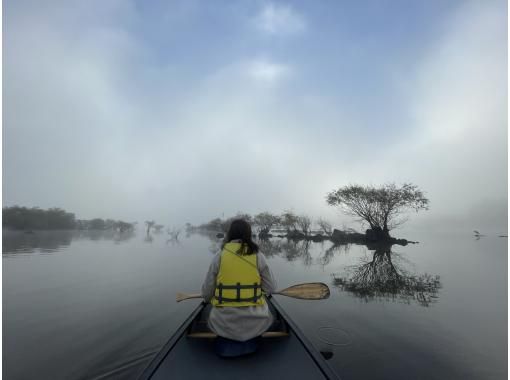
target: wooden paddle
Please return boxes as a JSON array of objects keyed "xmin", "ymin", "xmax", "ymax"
[{"xmin": 176, "ymin": 282, "xmax": 330, "ymax": 302}]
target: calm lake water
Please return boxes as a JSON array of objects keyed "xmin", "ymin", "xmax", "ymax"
[{"xmin": 3, "ymin": 229, "xmax": 507, "ymax": 379}]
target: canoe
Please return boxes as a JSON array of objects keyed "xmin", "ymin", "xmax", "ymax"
[{"xmin": 138, "ymin": 297, "xmax": 340, "ymax": 379}]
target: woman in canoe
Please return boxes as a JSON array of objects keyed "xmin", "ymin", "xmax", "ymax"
[{"xmin": 201, "ymin": 218, "xmax": 277, "ymax": 356}]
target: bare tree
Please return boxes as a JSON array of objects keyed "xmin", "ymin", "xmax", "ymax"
[
  {"xmin": 280, "ymin": 210, "xmax": 299, "ymax": 233},
  {"xmin": 254, "ymin": 212, "xmax": 280, "ymax": 237},
  {"xmin": 145, "ymin": 220, "xmax": 155, "ymax": 235},
  {"xmin": 167, "ymin": 227, "xmax": 181, "ymax": 241},
  {"xmin": 296, "ymin": 215, "xmax": 312, "ymax": 236},
  {"xmin": 317, "ymin": 218, "xmax": 333, "ymax": 236},
  {"xmin": 326, "ymin": 183, "xmax": 429, "ymax": 238}
]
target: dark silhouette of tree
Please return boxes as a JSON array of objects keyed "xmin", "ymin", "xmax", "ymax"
[
  {"xmin": 3, "ymin": 206, "xmax": 76, "ymax": 230},
  {"xmin": 326, "ymin": 183, "xmax": 429, "ymax": 239},
  {"xmin": 317, "ymin": 218, "xmax": 333, "ymax": 237},
  {"xmin": 167, "ymin": 227, "xmax": 181, "ymax": 243},
  {"xmin": 297, "ymin": 215, "xmax": 312, "ymax": 236},
  {"xmin": 89, "ymin": 218, "xmax": 105, "ymax": 230},
  {"xmin": 280, "ymin": 210, "xmax": 299, "ymax": 234},
  {"xmin": 254, "ymin": 212, "xmax": 280, "ymax": 237},
  {"xmin": 115, "ymin": 221, "xmax": 134, "ymax": 233},
  {"xmin": 332, "ymin": 245, "xmax": 441, "ymax": 306},
  {"xmin": 104, "ymin": 219, "xmax": 116, "ymax": 230},
  {"xmin": 145, "ymin": 220, "xmax": 155, "ymax": 235}
]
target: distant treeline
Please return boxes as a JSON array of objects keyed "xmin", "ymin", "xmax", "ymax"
[
  {"xmin": 191, "ymin": 183, "xmax": 428, "ymax": 245},
  {"xmin": 189, "ymin": 211, "xmax": 337, "ymax": 239},
  {"xmin": 3, "ymin": 206, "xmax": 134, "ymax": 232},
  {"xmin": 189, "ymin": 210, "xmax": 411, "ymax": 246}
]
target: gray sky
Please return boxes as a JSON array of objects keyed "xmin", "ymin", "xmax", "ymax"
[{"xmin": 3, "ymin": 0, "xmax": 508, "ymax": 234}]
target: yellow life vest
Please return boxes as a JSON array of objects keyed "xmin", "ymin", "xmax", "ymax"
[{"xmin": 211, "ymin": 242, "xmax": 265, "ymax": 307}]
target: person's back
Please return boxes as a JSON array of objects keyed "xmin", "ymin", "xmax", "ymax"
[{"xmin": 201, "ymin": 219, "xmax": 276, "ymax": 355}]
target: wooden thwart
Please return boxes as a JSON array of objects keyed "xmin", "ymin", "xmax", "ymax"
[{"xmin": 188, "ymin": 331, "xmax": 289, "ymax": 339}]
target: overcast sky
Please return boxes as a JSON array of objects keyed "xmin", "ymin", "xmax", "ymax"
[{"xmin": 3, "ymin": 0, "xmax": 508, "ymax": 234}]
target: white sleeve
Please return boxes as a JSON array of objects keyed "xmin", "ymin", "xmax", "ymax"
[
  {"xmin": 258, "ymin": 252, "xmax": 277, "ymax": 294},
  {"xmin": 201, "ymin": 253, "xmax": 221, "ymax": 302}
]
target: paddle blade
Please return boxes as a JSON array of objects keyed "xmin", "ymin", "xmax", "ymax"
[
  {"xmin": 176, "ymin": 292, "xmax": 202, "ymax": 302},
  {"xmin": 276, "ymin": 282, "xmax": 330, "ymax": 300}
]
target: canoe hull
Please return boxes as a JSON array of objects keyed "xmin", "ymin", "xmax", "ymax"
[{"xmin": 138, "ymin": 297, "xmax": 340, "ymax": 380}]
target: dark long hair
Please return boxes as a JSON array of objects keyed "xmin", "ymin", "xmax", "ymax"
[{"xmin": 223, "ymin": 219, "xmax": 259, "ymax": 255}]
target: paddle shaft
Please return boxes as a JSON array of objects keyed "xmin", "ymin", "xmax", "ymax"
[{"xmin": 176, "ymin": 282, "xmax": 329, "ymax": 302}]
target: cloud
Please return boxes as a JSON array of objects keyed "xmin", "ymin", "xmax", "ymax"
[
  {"xmin": 375, "ymin": 1, "xmax": 507, "ymax": 233},
  {"xmin": 246, "ymin": 59, "xmax": 292, "ymax": 84},
  {"xmin": 410, "ymin": 1, "xmax": 506, "ymax": 143},
  {"xmin": 254, "ymin": 2, "xmax": 306, "ymax": 35}
]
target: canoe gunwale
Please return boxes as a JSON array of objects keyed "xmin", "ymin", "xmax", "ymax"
[{"xmin": 268, "ymin": 296, "xmax": 341, "ymax": 380}]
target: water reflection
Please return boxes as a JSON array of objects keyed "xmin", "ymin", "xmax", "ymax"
[
  {"xmin": 3, "ymin": 230, "xmax": 73, "ymax": 254},
  {"xmin": 258, "ymin": 238, "xmax": 283, "ymax": 257},
  {"xmin": 331, "ymin": 244, "xmax": 441, "ymax": 306},
  {"xmin": 74, "ymin": 229, "xmax": 135, "ymax": 243},
  {"xmin": 193, "ymin": 234, "xmax": 442, "ymax": 306},
  {"xmin": 3, "ymin": 229, "xmax": 136, "ymax": 254},
  {"xmin": 232, "ymin": 236, "xmax": 442, "ymax": 306},
  {"xmin": 318, "ymin": 243, "xmax": 351, "ymax": 267},
  {"xmin": 3, "ymin": 232, "xmax": 505, "ymax": 380},
  {"xmin": 279, "ymin": 240, "xmax": 313, "ymax": 265}
]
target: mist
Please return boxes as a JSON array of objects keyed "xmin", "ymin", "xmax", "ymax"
[{"xmin": 3, "ymin": 0, "xmax": 507, "ymax": 235}]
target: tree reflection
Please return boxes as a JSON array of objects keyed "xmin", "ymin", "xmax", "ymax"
[
  {"xmin": 257, "ymin": 238, "xmax": 282, "ymax": 258},
  {"xmin": 258, "ymin": 238, "xmax": 347, "ymax": 267},
  {"xmin": 199, "ymin": 236, "xmax": 441, "ymax": 306},
  {"xmin": 3, "ymin": 230, "xmax": 73, "ymax": 254},
  {"xmin": 75, "ymin": 229, "xmax": 135, "ymax": 242},
  {"xmin": 279, "ymin": 239, "xmax": 313, "ymax": 266},
  {"xmin": 332, "ymin": 244, "xmax": 441, "ymax": 306},
  {"xmin": 318, "ymin": 243, "xmax": 351, "ymax": 267},
  {"xmin": 3, "ymin": 229, "xmax": 137, "ymax": 254}
]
